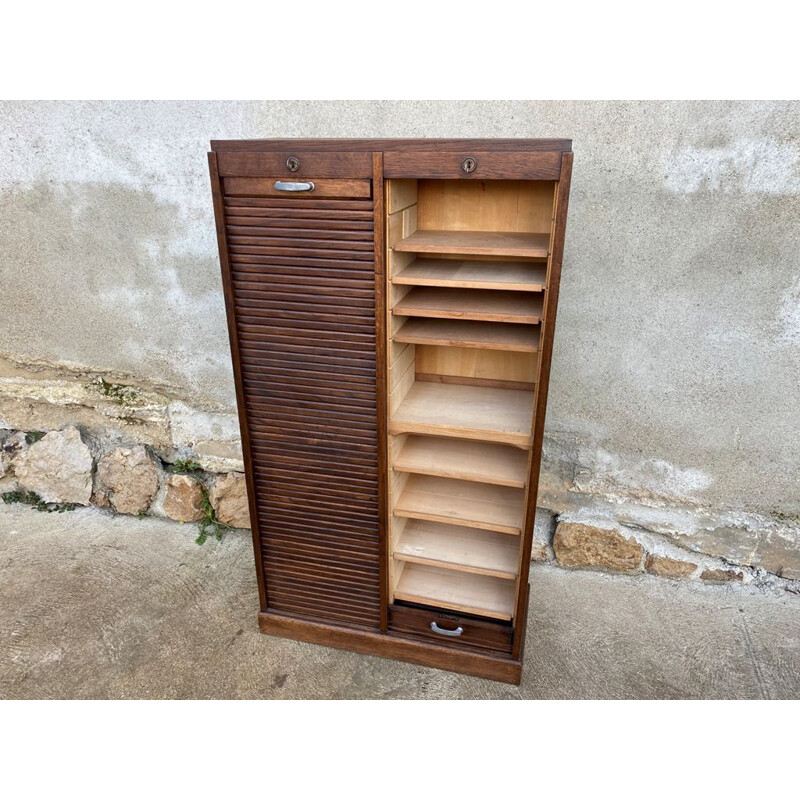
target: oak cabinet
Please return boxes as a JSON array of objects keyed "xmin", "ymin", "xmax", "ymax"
[{"xmin": 208, "ymin": 139, "xmax": 573, "ymax": 684}]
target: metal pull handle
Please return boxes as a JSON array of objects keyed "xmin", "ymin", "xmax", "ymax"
[
  {"xmin": 274, "ymin": 180, "xmax": 315, "ymax": 192},
  {"xmin": 430, "ymin": 621, "xmax": 463, "ymax": 637}
]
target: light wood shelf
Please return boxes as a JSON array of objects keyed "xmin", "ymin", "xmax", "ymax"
[
  {"xmin": 394, "ymin": 435, "xmax": 529, "ymax": 488},
  {"xmin": 389, "ymin": 382, "xmax": 535, "ymax": 448},
  {"xmin": 394, "ymin": 318, "xmax": 540, "ymax": 353},
  {"xmin": 393, "ymin": 287, "xmax": 543, "ymax": 324},
  {"xmin": 394, "ymin": 562, "xmax": 517, "ymax": 620},
  {"xmin": 393, "ymin": 230, "xmax": 550, "ymax": 259},
  {"xmin": 393, "ymin": 258, "xmax": 547, "ymax": 291},
  {"xmin": 394, "ymin": 474, "xmax": 524, "ymax": 535},
  {"xmin": 395, "ymin": 519, "xmax": 519, "ymax": 579}
]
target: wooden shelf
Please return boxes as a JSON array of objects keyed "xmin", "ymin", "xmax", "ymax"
[
  {"xmin": 393, "ymin": 258, "xmax": 546, "ymax": 291},
  {"xmin": 394, "ymin": 318, "xmax": 540, "ymax": 352},
  {"xmin": 394, "ymin": 563, "xmax": 516, "ymax": 620},
  {"xmin": 395, "ymin": 519, "xmax": 519, "ymax": 579},
  {"xmin": 394, "ymin": 474, "xmax": 524, "ymax": 535},
  {"xmin": 393, "ymin": 287, "xmax": 543, "ymax": 325},
  {"xmin": 393, "ymin": 230, "xmax": 550, "ymax": 259},
  {"xmin": 394, "ymin": 435, "xmax": 529, "ymax": 488},
  {"xmin": 389, "ymin": 382, "xmax": 534, "ymax": 448}
]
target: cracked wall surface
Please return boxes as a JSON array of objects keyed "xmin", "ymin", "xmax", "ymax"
[{"xmin": 1, "ymin": 100, "xmax": 799, "ymax": 577}]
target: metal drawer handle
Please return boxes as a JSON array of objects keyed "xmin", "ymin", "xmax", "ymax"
[
  {"xmin": 274, "ymin": 180, "xmax": 315, "ymax": 192},
  {"xmin": 430, "ymin": 621, "xmax": 463, "ymax": 637}
]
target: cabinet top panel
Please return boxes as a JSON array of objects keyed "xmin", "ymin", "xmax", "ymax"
[{"xmin": 210, "ymin": 138, "xmax": 572, "ymax": 153}]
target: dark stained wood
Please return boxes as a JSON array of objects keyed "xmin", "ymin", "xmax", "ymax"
[
  {"xmin": 513, "ymin": 151, "xmax": 574, "ymax": 658},
  {"xmin": 389, "ymin": 604, "xmax": 513, "ymax": 654},
  {"xmin": 208, "ymin": 138, "xmax": 573, "ymax": 685},
  {"xmin": 259, "ymin": 611, "xmax": 522, "ymax": 684},
  {"xmin": 213, "ymin": 138, "xmax": 572, "ymax": 154},
  {"xmin": 384, "ymin": 150, "xmax": 562, "ymax": 180},
  {"xmin": 227, "ymin": 217, "xmax": 374, "ymax": 231},
  {"xmin": 223, "ymin": 177, "xmax": 371, "ymax": 198},
  {"xmin": 213, "ymin": 156, "xmax": 382, "ymax": 631},
  {"xmin": 208, "ymin": 152, "xmax": 268, "ymax": 612},
  {"xmin": 373, "ymin": 152, "xmax": 389, "ymax": 635},
  {"xmin": 228, "ymin": 225, "xmax": 373, "ymax": 240},
  {"xmin": 217, "ymin": 150, "xmax": 373, "ymax": 177},
  {"xmin": 225, "ymin": 198, "xmax": 373, "ymax": 212}
]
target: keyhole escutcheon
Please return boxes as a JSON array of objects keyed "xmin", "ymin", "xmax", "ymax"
[{"xmin": 462, "ymin": 157, "xmax": 477, "ymax": 174}]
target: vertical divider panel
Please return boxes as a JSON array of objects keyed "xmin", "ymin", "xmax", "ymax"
[
  {"xmin": 386, "ymin": 179, "xmax": 419, "ymax": 601},
  {"xmin": 374, "ymin": 153, "xmax": 389, "ymax": 633},
  {"xmin": 513, "ymin": 152, "xmax": 574, "ymax": 657}
]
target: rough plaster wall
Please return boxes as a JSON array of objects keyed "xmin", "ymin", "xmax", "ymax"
[{"xmin": 1, "ymin": 101, "xmax": 799, "ymax": 522}]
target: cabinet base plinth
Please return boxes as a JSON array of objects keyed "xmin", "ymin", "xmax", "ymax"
[{"xmin": 258, "ymin": 611, "xmax": 522, "ymax": 685}]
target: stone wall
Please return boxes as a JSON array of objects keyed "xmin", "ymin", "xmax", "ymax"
[
  {"xmin": 1, "ymin": 424, "xmax": 249, "ymax": 533},
  {"xmin": 529, "ymin": 511, "xmax": 797, "ymax": 590},
  {"xmin": 2, "ymin": 101, "xmax": 799, "ymax": 583}
]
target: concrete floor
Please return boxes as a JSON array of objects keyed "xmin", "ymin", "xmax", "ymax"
[{"xmin": 1, "ymin": 503, "xmax": 798, "ymax": 700}]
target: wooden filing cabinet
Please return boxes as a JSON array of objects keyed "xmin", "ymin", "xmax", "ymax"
[{"xmin": 208, "ymin": 139, "xmax": 573, "ymax": 684}]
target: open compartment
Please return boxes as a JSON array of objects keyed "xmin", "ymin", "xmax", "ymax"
[{"xmin": 385, "ymin": 177, "xmax": 556, "ymax": 622}]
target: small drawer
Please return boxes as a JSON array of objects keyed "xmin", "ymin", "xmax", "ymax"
[
  {"xmin": 383, "ymin": 150, "xmax": 562, "ymax": 180},
  {"xmin": 217, "ymin": 150, "xmax": 373, "ymax": 178},
  {"xmin": 223, "ymin": 177, "xmax": 372, "ymax": 199},
  {"xmin": 389, "ymin": 603, "xmax": 513, "ymax": 654}
]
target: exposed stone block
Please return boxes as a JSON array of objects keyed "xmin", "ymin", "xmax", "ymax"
[
  {"xmin": 163, "ymin": 474, "xmax": 204, "ymax": 523},
  {"xmin": 553, "ymin": 522, "xmax": 643, "ymax": 572},
  {"xmin": 14, "ymin": 426, "xmax": 93, "ymax": 505},
  {"xmin": 95, "ymin": 445, "xmax": 159, "ymax": 515},
  {"xmin": 209, "ymin": 472, "xmax": 250, "ymax": 529},
  {"xmin": 700, "ymin": 568, "xmax": 744, "ymax": 583},
  {"xmin": 645, "ymin": 554, "xmax": 697, "ymax": 579}
]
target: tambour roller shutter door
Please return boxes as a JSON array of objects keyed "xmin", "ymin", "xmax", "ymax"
[{"xmin": 221, "ymin": 183, "xmax": 381, "ymax": 630}]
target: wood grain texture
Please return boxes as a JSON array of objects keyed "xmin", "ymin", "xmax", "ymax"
[
  {"xmin": 373, "ymin": 151, "xmax": 389, "ymax": 634},
  {"xmin": 393, "ymin": 287, "xmax": 544, "ymax": 324},
  {"xmin": 210, "ymin": 138, "xmax": 573, "ymax": 684},
  {"xmin": 214, "ymin": 138, "xmax": 572, "ymax": 154},
  {"xmin": 393, "ymin": 258, "xmax": 546, "ymax": 291},
  {"xmin": 395, "ymin": 519, "xmax": 519, "ymax": 578},
  {"xmin": 388, "ymin": 604, "xmax": 513, "ymax": 654},
  {"xmin": 394, "ymin": 563, "xmax": 516, "ymax": 620},
  {"xmin": 389, "ymin": 381, "xmax": 535, "ymax": 447},
  {"xmin": 222, "ymin": 180, "xmax": 381, "ymax": 629},
  {"xmin": 217, "ymin": 150, "xmax": 372, "ymax": 177},
  {"xmin": 208, "ymin": 152, "xmax": 268, "ymax": 612},
  {"xmin": 394, "ymin": 318, "xmax": 540, "ymax": 352},
  {"xmin": 223, "ymin": 177, "xmax": 371, "ymax": 198},
  {"xmin": 415, "ymin": 344, "xmax": 538, "ymax": 388},
  {"xmin": 384, "ymin": 150, "xmax": 561, "ymax": 180},
  {"xmin": 387, "ymin": 179, "xmax": 418, "ymax": 214},
  {"xmin": 394, "ymin": 230, "xmax": 550, "ymax": 258},
  {"xmin": 417, "ymin": 180, "xmax": 555, "ymax": 235},
  {"xmin": 393, "ymin": 435, "xmax": 529, "ymax": 487},
  {"xmin": 394, "ymin": 474, "xmax": 525, "ymax": 535},
  {"xmin": 513, "ymin": 151, "xmax": 574, "ymax": 658},
  {"xmin": 259, "ymin": 611, "xmax": 522, "ymax": 683}
]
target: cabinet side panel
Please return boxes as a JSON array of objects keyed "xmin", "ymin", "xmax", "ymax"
[
  {"xmin": 513, "ymin": 152, "xmax": 573, "ymax": 657},
  {"xmin": 216, "ymin": 162, "xmax": 381, "ymax": 630},
  {"xmin": 208, "ymin": 152, "xmax": 268, "ymax": 611}
]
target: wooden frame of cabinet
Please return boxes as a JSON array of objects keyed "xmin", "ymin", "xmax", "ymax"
[{"xmin": 208, "ymin": 139, "xmax": 573, "ymax": 684}]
